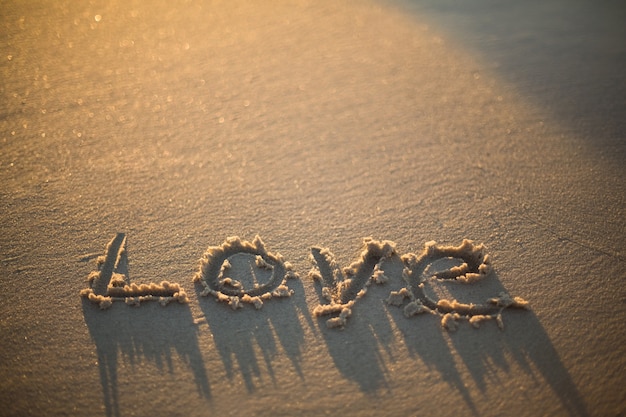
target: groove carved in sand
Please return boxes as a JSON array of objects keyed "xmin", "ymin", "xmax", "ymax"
[
  {"xmin": 79, "ymin": 233, "xmax": 189, "ymax": 309},
  {"xmin": 193, "ymin": 236, "xmax": 298, "ymax": 310},
  {"xmin": 310, "ymin": 238, "xmax": 397, "ymax": 328},
  {"xmin": 311, "ymin": 239, "xmax": 528, "ymax": 330},
  {"xmin": 79, "ymin": 235, "xmax": 527, "ymax": 331}
]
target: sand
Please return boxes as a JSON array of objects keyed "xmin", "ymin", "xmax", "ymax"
[{"xmin": 1, "ymin": 0, "xmax": 625, "ymax": 416}]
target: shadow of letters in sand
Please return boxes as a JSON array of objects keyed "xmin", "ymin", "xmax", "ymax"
[
  {"xmin": 81, "ymin": 236, "xmax": 209, "ymax": 417},
  {"xmin": 194, "ymin": 240, "xmax": 312, "ymax": 392},
  {"xmin": 83, "ymin": 302, "xmax": 211, "ymax": 417},
  {"xmin": 311, "ymin": 239, "xmax": 588, "ymax": 417},
  {"xmin": 81, "ymin": 234, "xmax": 587, "ymax": 416}
]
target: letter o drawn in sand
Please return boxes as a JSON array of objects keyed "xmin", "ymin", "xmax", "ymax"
[{"xmin": 193, "ymin": 236, "xmax": 298, "ymax": 310}]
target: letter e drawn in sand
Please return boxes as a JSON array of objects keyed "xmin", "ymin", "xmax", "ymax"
[
  {"xmin": 193, "ymin": 236, "xmax": 299, "ymax": 310},
  {"xmin": 79, "ymin": 233, "xmax": 189, "ymax": 309},
  {"xmin": 389, "ymin": 240, "xmax": 529, "ymax": 331}
]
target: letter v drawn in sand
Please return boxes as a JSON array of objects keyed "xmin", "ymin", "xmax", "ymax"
[
  {"xmin": 309, "ymin": 238, "xmax": 398, "ymax": 328},
  {"xmin": 80, "ymin": 233, "xmax": 189, "ymax": 309}
]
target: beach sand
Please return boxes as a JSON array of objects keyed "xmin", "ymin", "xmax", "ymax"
[{"xmin": 1, "ymin": 1, "xmax": 624, "ymax": 416}]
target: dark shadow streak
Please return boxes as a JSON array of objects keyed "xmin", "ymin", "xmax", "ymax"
[
  {"xmin": 315, "ymin": 303, "xmax": 394, "ymax": 394},
  {"xmin": 388, "ymin": 269, "xmax": 589, "ymax": 417},
  {"xmin": 503, "ymin": 310, "xmax": 589, "ymax": 417},
  {"xmin": 82, "ymin": 301, "xmax": 211, "ymax": 417},
  {"xmin": 82, "ymin": 235, "xmax": 210, "ymax": 417},
  {"xmin": 311, "ymin": 242, "xmax": 587, "ymax": 415},
  {"xmin": 390, "ymin": 0, "xmax": 626, "ymax": 166},
  {"xmin": 196, "ymin": 271, "xmax": 312, "ymax": 392},
  {"xmin": 388, "ymin": 308, "xmax": 480, "ymax": 415},
  {"xmin": 310, "ymin": 251, "xmax": 405, "ymax": 394}
]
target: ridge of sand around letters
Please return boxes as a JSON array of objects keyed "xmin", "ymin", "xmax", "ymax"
[
  {"xmin": 2, "ymin": 0, "xmax": 623, "ymax": 415},
  {"xmin": 80, "ymin": 233, "xmax": 189, "ymax": 308},
  {"xmin": 193, "ymin": 235, "xmax": 298, "ymax": 310},
  {"xmin": 83, "ymin": 234, "xmax": 528, "ymax": 332},
  {"xmin": 79, "ymin": 234, "xmax": 583, "ymax": 417}
]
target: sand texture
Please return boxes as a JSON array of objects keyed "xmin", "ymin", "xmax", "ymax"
[{"xmin": 1, "ymin": 0, "xmax": 625, "ymax": 416}]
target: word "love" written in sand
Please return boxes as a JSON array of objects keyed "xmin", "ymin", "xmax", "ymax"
[{"xmin": 80, "ymin": 234, "xmax": 528, "ymax": 331}]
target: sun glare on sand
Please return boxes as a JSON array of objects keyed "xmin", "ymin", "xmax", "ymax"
[{"xmin": 0, "ymin": 1, "xmax": 624, "ymax": 416}]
